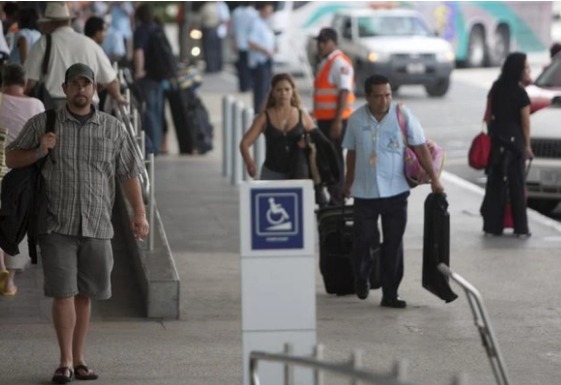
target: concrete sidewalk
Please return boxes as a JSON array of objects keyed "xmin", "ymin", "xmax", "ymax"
[{"xmin": 2, "ymin": 71, "xmax": 561, "ymax": 385}]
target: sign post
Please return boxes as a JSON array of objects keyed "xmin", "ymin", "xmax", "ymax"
[{"xmin": 240, "ymin": 180, "xmax": 316, "ymax": 385}]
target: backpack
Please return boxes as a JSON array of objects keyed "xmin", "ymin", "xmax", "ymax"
[
  {"xmin": 0, "ymin": 109, "xmax": 56, "ymax": 261},
  {"xmin": 144, "ymin": 26, "xmax": 177, "ymax": 81}
]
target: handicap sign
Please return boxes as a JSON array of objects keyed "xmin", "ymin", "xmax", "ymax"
[{"xmin": 251, "ymin": 188, "xmax": 303, "ymax": 250}]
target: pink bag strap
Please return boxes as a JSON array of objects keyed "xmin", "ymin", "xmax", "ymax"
[{"xmin": 396, "ymin": 103, "xmax": 408, "ymax": 146}]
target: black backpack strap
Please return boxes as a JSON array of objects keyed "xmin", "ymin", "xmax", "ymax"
[
  {"xmin": 45, "ymin": 109, "xmax": 56, "ymax": 133},
  {"xmin": 42, "ymin": 34, "xmax": 51, "ymax": 77},
  {"xmin": 38, "ymin": 109, "xmax": 56, "ymax": 167}
]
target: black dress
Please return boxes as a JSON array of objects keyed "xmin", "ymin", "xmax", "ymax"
[{"xmin": 480, "ymin": 80, "xmax": 530, "ymax": 235}]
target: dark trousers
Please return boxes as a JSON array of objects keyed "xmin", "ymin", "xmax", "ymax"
[
  {"xmin": 251, "ymin": 59, "xmax": 272, "ymax": 113},
  {"xmin": 137, "ymin": 77, "xmax": 164, "ymax": 155},
  {"xmin": 202, "ymin": 27, "xmax": 222, "ymax": 73},
  {"xmin": 481, "ymin": 144, "xmax": 529, "ymax": 234},
  {"xmin": 317, "ymin": 119, "xmax": 347, "ymax": 205},
  {"xmin": 236, "ymin": 50, "xmax": 252, "ymax": 92},
  {"xmin": 352, "ymin": 193, "xmax": 409, "ymax": 300}
]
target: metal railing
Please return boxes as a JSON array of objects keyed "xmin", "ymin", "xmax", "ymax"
[
  {"xmin": 107, "ymin": 68, "xmax": 156, "ymax": 251},
  {"xmin": 249, "ymin": 343, "xmax": 469, "ymax": 385},
  {"xmin": 438, "ymin": 264, "xmax": 511, "ymax": 385}
]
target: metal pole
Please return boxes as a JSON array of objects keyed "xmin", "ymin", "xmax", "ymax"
[
  {"xmin": 284, "ymin": 343, "xmax": 294, "ymax": 385},
  {"xmin": 222, "ymin": 95, "xmax": 234, "ymax": 177},
  {"xmin": 231, "ymin": 101, "xmax": 244, "ymax": 185},
  {"xmin": 313, "ymin": 344, "xmax": 324, "ymax": 385},
  {"xmin": 132, "ymin": 108, "xmax": 139, "ymax": 138},
  {"xmin": 350, "ymin": 350, "xmax": 362, "ymax": 385},
  {"xmin": 124, "ymin": 88, "xmax": 131, "ymax": 116},
  {"xmin": 392, "ymin": 360, "xmax": 408, "ymax": 382},
  {"xmin": 147, "ymin": 153, "xmax": 155, "ymax": 251},
  {"xmin": 242, "ymin": 107, "xmax": 254, "ymax": 181},
  {"xmin": 254, "ymin": 129, "xmax": 265, "ymax": 179},
  {"xmin": 452, "ymin": 373, "xmax": 470, "ymax": 385}
]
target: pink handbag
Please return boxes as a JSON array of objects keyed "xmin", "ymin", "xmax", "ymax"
[{"xmin": 397, "ymin": 104, "xmax": 445, "ymax": 188}]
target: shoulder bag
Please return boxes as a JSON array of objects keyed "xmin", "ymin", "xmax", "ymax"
[
  {"xmin": 30, "ymin": 34, "xmax": 55, "ymax": 109},
  {"xmin": 397, "ymin": 104, "xmax": 445, "ymax": 188}
]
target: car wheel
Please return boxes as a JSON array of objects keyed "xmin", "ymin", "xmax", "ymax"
[
  {"xmin": 490, "ymin": 25, "xmax": 510, "ymax": 66},
  {"xmin": 467, "ymin": 26, "xmax": 488, "ymax": 67},
  {"xmin": 527, "ymin": 198, "xmax": 560, "ymax": 214},
  {"xmin": 425, "ymin": 78, "xmax": 450, "ymax": 97}
]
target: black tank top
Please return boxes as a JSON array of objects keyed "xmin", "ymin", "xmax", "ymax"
[{"xmin": 263, "ymin": 109, "xmax": 305, "ymax": 174}]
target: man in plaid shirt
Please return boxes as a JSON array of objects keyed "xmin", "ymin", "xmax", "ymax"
[{"xmin": 6, "ymin": 63, "xmax": 148, "ymax": 384}]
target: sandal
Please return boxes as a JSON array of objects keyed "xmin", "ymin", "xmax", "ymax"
[
  {"xmin": 74, "ymin": 365, "xmax": 99, "ymax": 381},
  {"xmin": 52, "ymin": 366, "xmax": 74, "ymax": 384}
]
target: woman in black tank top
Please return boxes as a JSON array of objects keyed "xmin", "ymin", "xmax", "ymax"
[{"xmin": 240, "ymin": 73, "xmax": 315, "ymax": 180}]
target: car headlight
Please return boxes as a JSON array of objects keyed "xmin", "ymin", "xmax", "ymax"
[
  {"xmin": 368, "ymin": 51, "xmax": 391, "ymax": 63},
  {"xmin": 436, "ymin": 50, "xmax": 455, "ymax": 62}
]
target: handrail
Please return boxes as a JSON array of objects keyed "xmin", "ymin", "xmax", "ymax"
[
  {"xmin": 115, "ymin": 102, "xmax": 151, "ymax": 204},
  {"xmin": 108, "ymin": 80, "xmax": 154, "ymax": 251},
  {"xmin": 249, "ymin": 344, "xmax": 430, "ymax": 385},
  {"xmin": 438, "ymin": 264, "xmax": 511, "ymax": 385}
]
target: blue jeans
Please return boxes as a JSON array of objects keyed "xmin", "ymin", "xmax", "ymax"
[
  {"xmin": 137, "ymin": 77, "xmax": 164, "ymax": 154},
  {"xmin": 352, "ymin": 192, "xmax": 409, "ymax": 300}
]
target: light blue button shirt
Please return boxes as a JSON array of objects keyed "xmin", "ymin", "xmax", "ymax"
[
  {"xmin": 248, "ymin": 16, "xmax": 275, "ymax": 68},
  {"xmin": 232, "ymin": 6, "xmax": 258, "ymax": 51},
  {"xmin": 342, "ymin": 102, "xmax": 426, "ymax": 199}
]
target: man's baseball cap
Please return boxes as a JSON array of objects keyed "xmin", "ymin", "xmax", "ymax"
[
  {"xmin": 65, "ymin": 63, "xmax": 95, "ymax": 84},
  {"xmin": 315, "ymin": 28, "xmax": 338, "ymax": 43}
]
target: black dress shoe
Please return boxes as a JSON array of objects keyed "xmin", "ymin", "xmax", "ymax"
[
  {"xmin": 355, "ymin": 280, "xmax": 370, "ymax": 300},
  {"xmin": 380, "ymin": 297, "xmax": 407, "ymax": 308}
]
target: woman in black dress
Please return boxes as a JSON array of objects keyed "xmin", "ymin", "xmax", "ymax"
[{"xmin": 481, "ymin": 52, "xmax": 534, "ymax": 237}]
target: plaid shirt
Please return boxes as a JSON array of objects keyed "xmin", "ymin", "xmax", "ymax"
[{"xmin": 7, "ymin": 107, "xmax": 145, "ymax": 239}]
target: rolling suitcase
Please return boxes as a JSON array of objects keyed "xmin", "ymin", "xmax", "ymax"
[
  {"xmin": 422, "ymin": 193, "xmax": 458, "ymax": 303},
  {"xmin": 316, "ymin": 205, "xmax": 380, "ymax": 296}
]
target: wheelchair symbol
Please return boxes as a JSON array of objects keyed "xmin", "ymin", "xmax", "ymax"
[{"xmin": 266, "ymin": 198, "xmax": 291, "ymax": 227}]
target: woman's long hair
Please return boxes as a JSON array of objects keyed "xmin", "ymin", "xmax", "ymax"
[
  {"xmin": 264, "ymin": 73, "xmax": 302, "ymax": 109},
  {"xmin": 498, "ymin": 52, "xmax": 527, "ymax": 84}
]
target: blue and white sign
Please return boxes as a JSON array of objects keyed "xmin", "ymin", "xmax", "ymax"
[
  {"xmin": 240, "ymin": 180, "xmax": 314, "ymax": 257},
  {"xmin": 251, "ymin": 188, "xmax": 303, "ymax": 250}
]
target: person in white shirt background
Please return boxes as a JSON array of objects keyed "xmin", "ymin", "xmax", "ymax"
[
  {"xmin": 248, "ymin": 2, "xmax": 275, "ymax": 113},
  {"xmin": 231, "ymin": 2, "xmax": 257, "ymax": 92}
]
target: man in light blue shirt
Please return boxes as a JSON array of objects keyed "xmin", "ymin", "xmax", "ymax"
[
  {"xmin": 231, "ymin": 2, "xmax": 257, "ymax": 92},
  {"xmin": 342, "ymin": 74, "xmax": 444, "ymax": 308},
  {"xmin": 248, "ymin": 2, "xmax": 275, "ymax": 113}
]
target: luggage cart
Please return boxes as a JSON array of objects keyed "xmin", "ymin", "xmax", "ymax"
[{"xmin": 438, "ymin": 263, "xmax": 511, "ymax": 385}]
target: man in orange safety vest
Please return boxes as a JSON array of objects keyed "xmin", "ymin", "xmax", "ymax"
[{"xmin": 313, "ymin": 27, "xmax": 355, "ymax": 206}]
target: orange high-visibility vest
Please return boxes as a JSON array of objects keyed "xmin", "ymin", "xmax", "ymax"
[{"xmin": 313, "ymin": 51, "xmax": 355, "ymax": 120}]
